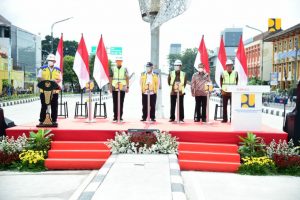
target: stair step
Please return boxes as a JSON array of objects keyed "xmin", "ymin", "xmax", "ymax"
[
  {"xmin": 179, "ymin": 160, "xmax": 240, "ymax": 173},
  {"xmin": 48, "ymin": 150, "xmax": 111, "ymax": 159},
  {"xmin": 178, "ymin": 151, "xmax": 240, "ymax": 162},
  {"xmin": 51, "ymin": 141, "xmax": 109, "ymax": 150},
  {"xmin": 45, "ymin": 158, "xmax": 106, "ymax": 170},
  {"xmin": 178, "ymin": 142, "xmax": 238, "ymax": 153}
]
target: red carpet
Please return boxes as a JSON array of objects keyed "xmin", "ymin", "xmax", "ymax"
[
  {"xmin": 6, "ymin": 118, "xmax": 287, "ymax": 171},
  {"xmin": 45, "ymin": 141, "xmax": 110, "ymax": 170},
  {"xmin": 178, "ymin": 142, "xmax": 240, "ymax": 172},
  {"xmin": 6, "ymin": 118, "xmax": 287, "ymax": 144}
]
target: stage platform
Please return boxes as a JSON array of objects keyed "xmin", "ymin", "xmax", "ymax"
[{"xmin": 6, "ymin": 118, "xmax": 287, "ymax": 144}]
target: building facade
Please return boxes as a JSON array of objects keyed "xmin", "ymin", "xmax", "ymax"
[
  {"xmin": 0, "ymin": 15, "xmax": 41, "ymax": 94},
  {"xmin": 265, "ymin": 23, "xmax": 300, "ymax": 89},
  {"xmin": 244, "ymin": 33, "xmax": 273, "ymax": 81},
  {"xmin": 169, "ymin": 43, "xmax": 181, "ymax": 55}
]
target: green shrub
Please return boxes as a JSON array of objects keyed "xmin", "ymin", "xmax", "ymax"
[
  {"xmin": 27, "ymin": 129, "xmax": 54, "ymax": 153},
  {"xmin": 238, "ymin": 132, "xmax": 265, "ymax": 158}
]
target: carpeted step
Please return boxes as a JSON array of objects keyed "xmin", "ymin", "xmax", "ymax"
[
  {"xmin": 178, "ymin": 142, "xmax": 238, "ymax": 153},
  {"xmin": 179, "ymin": 160, "xmax": 240, "ymax": 173},
  {"xmin": 45, "ymin": 158, "xmax": 106, "ymax": 170},
  {"xmin": 48, "ymin": 150, "xmax": 111, "ymax": 159},
  {"xmin": 178, "ymin": 151, "xmax": 240, "ymax": 163},
  {"xmin": 51, "ymin": 141, "xmax": 109, "ymax": 150}
]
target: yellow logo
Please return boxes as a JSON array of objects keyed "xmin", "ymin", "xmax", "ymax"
[
  {"xmin": 268, "ymin": 18, "xmax": 281, "ymax": 32},
  {"xmin": 241, "ymin": 94, "xmax": 255, "ymax": 108}
]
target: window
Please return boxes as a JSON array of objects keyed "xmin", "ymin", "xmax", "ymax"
[
  {"xmin": 289, "ymin": 39, "xmax": 293, "ymax": 49},
  {"xmin": 279, "ymin": 42, "xmax": 282, "ymax": 51},
  {"xmin": 283, "ymin": 40, "xmax": 287, "ymax": 50},
  {"xmin": 274, "ymin": 43, "xmax": 277, "ymax": 52}
]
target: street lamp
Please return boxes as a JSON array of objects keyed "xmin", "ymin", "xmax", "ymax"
[
  {"xmin": 138, "ymin": 0, "xmax": 189, "ymax": 118},
  {"xmin": 246, "ymin": 25, "xmax": 264, "ymax": 84},
  {"xmin": 50, "ymin": 17, "xmax": 73, "ymax": 53}
]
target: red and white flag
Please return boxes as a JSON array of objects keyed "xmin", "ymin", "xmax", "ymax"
[
  {"xmin": 73, "ymin": 34, "xmax": 90, "ymax": 89},
  {"xmin": 215, "ymin": 36, "xmax": 227, "ymax": 88},
  {"xmin": 93, "ymin": 35, "xmax": 109, "ymax": 89},
  {"xmin": 194, "ymin": 35, "xmax": 210, "ymax": 73},
  {"xmin": 55, "ymin": 33, "xmax": 63, "ymax": 88},
  {"xmin": 235, "ymin": 36, "xmax": 248, "ymax": 86}
]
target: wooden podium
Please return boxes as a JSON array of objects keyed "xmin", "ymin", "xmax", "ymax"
[{"xmin": 227, "ymin": 86, "xmax": 270, "ymax": 131}]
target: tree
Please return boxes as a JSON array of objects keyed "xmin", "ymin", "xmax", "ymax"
[
  {"xmin": 181, "ymin": 48, "xmax": 198, "ymax": 81},
  {"xmin": 167, "ymin": 48, "xmax": 198, "ymax": 81},
  {"xmin": 41, "ymin": 35, "xmax": 78, "ymax": 64},
  {"xmin": 63, "ymin": 56, "xmax": 78, "ymax": 91}
]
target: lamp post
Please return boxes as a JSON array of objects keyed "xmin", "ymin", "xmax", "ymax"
[
  {"xmin": 138, "ymin": 0, "xmax": 189, "ymax": 118},
  {"xmin": 246, "ymin": 25, "xmax": 264, "ymax": 84},
  {"xmin": 50, "ymin": 17, "xmax": 73, "ymax": 53}
]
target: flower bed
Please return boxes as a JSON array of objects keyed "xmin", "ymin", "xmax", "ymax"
[
  {"xmin": 0, "ymin": 129, "xmax": 53, "ymax": 171},
  {"xmin": 106, "ymin": 131, "xmax": 178, "ymax": 154},
  {"xmin": 238, "ymin": 132, "xmax": 300, "ymax": 176}
]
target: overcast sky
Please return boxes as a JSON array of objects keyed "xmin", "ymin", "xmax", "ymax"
[{"xmin": 1, "ymin": 0, "xmax": 299, "ymax": 72}]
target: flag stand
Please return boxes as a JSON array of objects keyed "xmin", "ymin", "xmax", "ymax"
[
  {"xmin": 86, "ymin": 81, "xmax": 95, "ymax": 123},
  {"xmin": 94, "ymin": 88, "xmax": 107, "ymax": 118},
  {"xmin": 214, "ymin": 95, "xmax": 223, "ymax": 120},
  {"xmin": 74, "ymin": 89, "xmax": 88, "ymax": 118},
  {"xmin": 58, "ymin": 88, "xmax": 68, "ymax": 118}
]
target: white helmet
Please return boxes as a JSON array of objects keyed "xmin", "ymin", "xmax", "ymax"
[
  {"xmin": 174, "ymin": 59, "xmax": 182, "ymax": 66},
  {"xmin": 47, "ymin": 54, "xmax": 56, "ymax": 61},
  {"xmin": 225, "ymin": 59, "xmax": 233, "ymax": 65},
  {"xmin": 115, "ymin": 56, "xmax": 123, "ymax": 61}
]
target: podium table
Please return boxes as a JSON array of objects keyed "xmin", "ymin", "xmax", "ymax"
[{"xmin": 227, "ymin": 86, "xmax": 270, "ymax": 131}]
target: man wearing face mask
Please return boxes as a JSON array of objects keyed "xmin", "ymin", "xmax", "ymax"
[
  {"xmin": 109, "ymin": 57, "xmax": 129, "ymax": 122},
  {"xmin": 168, "ymin": 59, "xmax": 187, "ymax": 122},
  {"xmin": 191, "ymin": 63, "xmax": 210, "ymax": 122},
  {"xmin": 37, "ymin": 54, "xmax": 61, "ymax": 126},
  {"xmin": 140, "ymin": 62, "xmax": 159, "ymax": 122},
  {"xmin": 220, "ymin": 59, "xmax": 238, "ymax": 123}
]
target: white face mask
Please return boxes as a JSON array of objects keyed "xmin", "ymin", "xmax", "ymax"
[
  {"xmin": 198, "ymin": 68, "xmax": 204, "ymax": 72},
  {"xmin": 174, "ymin": 66, "xmax": 180, "ymax": 71},
  {"xmin": 48, "ymin": 61, "xmax": 54, "ymax": 67},
  {"xmin": 146, "ymin": 67, "xmax": 152, "ymax": 73}
]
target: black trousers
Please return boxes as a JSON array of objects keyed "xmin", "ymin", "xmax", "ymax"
[
  {"xmin": 142, "ymin": 94, "xmax": 157, "ymax": 120},
  {"xmin": 39, "ymin": 93, "xmax": 58, "ymax": 123},
  {"xmin": 170, "ymin": 94, "xmax": 184, "ymax": 120},
  {"xmin": 112, "ymin": 91, "xmax": 125, "ymax": 119},
  {"xmin": 195, "ymin": 96, "xmax": 207, "ymax": 121},
  {"xmin": 222, "ymin": 94, "xmax": 231, "ymax": 121}
]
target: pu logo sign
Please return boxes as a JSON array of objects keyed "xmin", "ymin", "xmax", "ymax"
[
  {"xmin": 268, "ymin": 18, "xmax": 282, "ymax": 32},
  {"xmin": 241, "ymin": 94, "xmax": 255, "ymax": 108}
]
